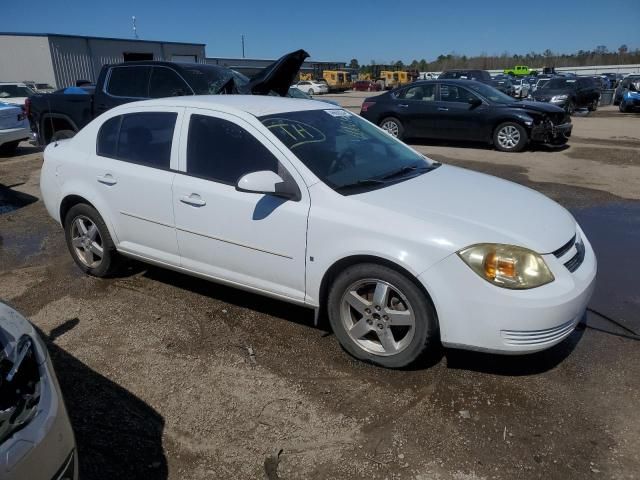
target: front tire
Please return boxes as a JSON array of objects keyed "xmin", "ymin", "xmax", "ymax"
[
  {"xmin": 493, "ymin": 122, "xmax": 528, "ymax": 152},
  {"xmin": 379, "ymin": 117, "xmax": 405, "ymax": 140},
  {"xmin": 328, "ymin": 263, "xmax": 438, "ymax": 368},
  {"xmin": 564, "ymin": 100, "xmax": 576, "ymax": 115},
  {"xmin": 587, "ymin": 99, "xmax": 598, "ymax": 112},
  {"xmin": 64, "ymin": 204, "xmax": 121, "ymax": 277}
]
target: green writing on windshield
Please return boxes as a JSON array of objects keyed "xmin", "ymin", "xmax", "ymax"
[{"xmin": 263, "ymin": 118, "xmax": 326, "ymax": 149}]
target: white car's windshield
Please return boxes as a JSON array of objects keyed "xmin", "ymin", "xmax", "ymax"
[{"xmin": 260, "ymin": 109, "xmax": 439, "ymax": 194}]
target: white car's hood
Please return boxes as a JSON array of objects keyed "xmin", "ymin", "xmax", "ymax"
[{"xmin": 353, "ymin": 165, "xmax": 576, "ymax": 254}]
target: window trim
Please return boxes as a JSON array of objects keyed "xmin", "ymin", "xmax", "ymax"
[
  {"xmin": 103, "ymin": 65, "xmax": 195, "ymax": 100},
  {"xmin": 182, "ymin": 112, "xmax": 283, "ymax": 187},
  {"xmin": 95, "ymin": 110, "xmax": 179, "ymax": 171},
  {"xmin": 175, "ymin": 108, "xmax": 307, "ymax": 200}
]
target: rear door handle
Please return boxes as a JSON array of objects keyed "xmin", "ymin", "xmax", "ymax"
[
  {"xmin": 437, "ymin": 107, "xmax": 449, "ymax": 111},
  {"xmin": 180, "ymin": 193, "xmax": 206, "ymax": 207},
  {"xmin": 398, "ymin": 104, "xmax": 409, "ymax": 108},
  {"xmin": 96, "ymin": 174, "xmax": 117, "ymax": 185}
]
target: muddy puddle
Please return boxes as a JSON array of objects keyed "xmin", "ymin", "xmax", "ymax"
[{"xmin": 571, "ymin": 200, "xmax": 640, "ymax": 335}]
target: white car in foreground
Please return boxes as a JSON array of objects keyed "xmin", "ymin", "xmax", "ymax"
[
  {"xmin": 40, "ymin": 96, "xmax": 596, "ymax": 367},
  {"xmin": 0, "ymin": 102, "xmax": 30, "ymax": 155},
  {"xmin": 292, "ymin": 80, "xmax": 329, "ymax": 95}
]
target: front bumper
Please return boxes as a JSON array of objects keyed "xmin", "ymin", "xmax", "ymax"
[
  {"xmin": 0, "ymin": 127, "xmax": 30, "ymax": 147},
  {"xmin": 418, "ymin": 227, "xmax": 597, "ymax": 354},
  {"xmin": 531, "ymin": 121, "xmax": 572, "ymax": 144},
  {"xmin": 0, "ymin": 354, "xmax": 78, "ymax": 480}
]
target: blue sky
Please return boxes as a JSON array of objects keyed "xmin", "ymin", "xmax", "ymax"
[{"xmin": 1, "ymin": 0, "xmax": 638, "ymax": 63}]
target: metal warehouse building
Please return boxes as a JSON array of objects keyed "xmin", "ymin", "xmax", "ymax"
[{"xmin": 0, "ymin": 32, "xmax": 206, "ymax": 89}]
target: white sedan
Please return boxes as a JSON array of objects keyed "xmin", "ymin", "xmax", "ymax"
[
  {"xmin": 40, "ymin": 96, "xmax": 596, "ymax": 368},
  {"xmin": 292, "ymin": 80, "xmax": 329, "ymax": 95},
  {"xmin": 0, "ymin": 83, "xmax": 35, "ymax": 106},
  {"xmin": 0, "ymin": 102, "xmax": 30, "ymax": 155}
]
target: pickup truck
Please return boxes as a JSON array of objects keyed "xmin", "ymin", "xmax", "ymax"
[
  {"xmin": 28, "ymin": 49, "xmax": 308, "ymax": 145},
  {"xmin": 503, "ymin": 65, "xmax": 538, "ymax": 77}
]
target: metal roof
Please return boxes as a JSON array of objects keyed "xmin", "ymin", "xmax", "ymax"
[{"xmin": 0, "ymin": 32, "xmax": 205, "ymax": 46}]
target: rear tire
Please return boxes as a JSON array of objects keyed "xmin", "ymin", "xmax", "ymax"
[
  {"xmin": 493, "ymin": 122, "xmax": 528, "ymax": 152},
  {"xmin": 327, "ymin": 263, "xmax": 438, "ymax": 368},
  {"xmin": 51, "ymin": 129, "xmax": 76, "ymax": 143},
  {"xmin": 379, "ymin": 117, "xmax": 405, "ymax": 140},
  {"xmin": 64, "ymin": 204, "xmax": 121, "ymax": 277},
  {"xmin": 587, "ymin": 99, "xmax": 598, "ymax": 112}
]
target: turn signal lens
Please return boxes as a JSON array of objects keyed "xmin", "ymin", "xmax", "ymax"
[{"xmin": 458, "ymin": 244, "xmax": 555, "ymax": 290}]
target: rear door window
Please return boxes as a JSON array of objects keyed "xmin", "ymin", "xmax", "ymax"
[
  {"xmin": 107, "ymin": 66, "xmax": 151, "ymax": 98},
  {"xmin": 149, "ymin": 67, "xmax": 191, "ymax": 98},
  {"xmin": 96, "ymin": 112, "xmax": 177, "ymax": 169},
  {"xmin": 398, "ymin": 84, "xmax": 436, "ymax": 101},
  {"xmin": 186, "ymin": 114, "xmax": 278, "ymax": 185}
]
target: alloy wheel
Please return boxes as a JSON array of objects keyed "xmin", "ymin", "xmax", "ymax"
[
  {"xmin": 381, "ymin": 120, "xmax": 399, "ymax": 137},
  {"xmin": 71, "ymin": 215, "xmax": 104, "ymax": 268},
  {"xmin": 340, "ymin": 279, "xmax": 416, "ymax": 356},
  {"xmin": 496, "ymin": 125, "xmax": 521, "ymax": 150}
]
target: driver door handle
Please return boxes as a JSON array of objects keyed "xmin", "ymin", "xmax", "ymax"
[
  {"xmin": 437, "ymin": 107, "xmax": 449, "ymax": 111},
  {"xmin": 180, "ymin": 193, "xmax": 206, "ymax": 207},
  {"xmin": 398, "ymin": 104, "xmax": 409, "ymax": 108},
  {"xmin": 96, "ymin": 174, "xmax": 117, "ymax": 185}
]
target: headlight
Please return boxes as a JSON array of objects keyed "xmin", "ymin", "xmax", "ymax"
[
  {"xmin": 550, "ymin": 94, "xmax": 568, "ymax": 102},
  {"xmin": 458, "ymin": 244, "xmax": 555, "ymax": 289}
]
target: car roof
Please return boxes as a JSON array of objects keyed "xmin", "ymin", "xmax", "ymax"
[
  {"xmin": 0, "ymin": 82, "xmax": 27, "ymax": 86},
  {"xmin": 120, "ymin": 95, "xmax": 337, "ymax": 117}
]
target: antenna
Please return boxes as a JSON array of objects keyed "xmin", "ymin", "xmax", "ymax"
[
  {"xmin": 241, "ymin": 34, "xmax": 245, "ymax": 58},
  {"xmin": 132, "ymin": 16, "xmax": 138, "ymax": 39}
]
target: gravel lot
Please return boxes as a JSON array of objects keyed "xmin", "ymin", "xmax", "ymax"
[{"xmin": 1, "ymin": 94, "xmax": 639, "ymax": 479}]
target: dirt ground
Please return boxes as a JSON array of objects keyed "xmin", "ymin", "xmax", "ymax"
[{"xmin": 1, "ymin": 96, "xmax": 639, "ymax": 480}]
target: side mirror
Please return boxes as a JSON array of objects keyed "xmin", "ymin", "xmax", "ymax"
[
  {"xmin": 468, "ymin": 97, "xmax": 482, "ymax": 107},
  {"xmin": 236, "ymin": 170, "xmax": 300, "ymax": 201}
]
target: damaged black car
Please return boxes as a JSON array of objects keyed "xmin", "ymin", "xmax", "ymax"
[{"xmin": 360, "ymin": 79, "xmax": 571, "ymax": 152}]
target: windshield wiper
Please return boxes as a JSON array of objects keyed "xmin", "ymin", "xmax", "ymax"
[
  {"xmin": 380, "ymin": 163, "xmax": 440, "ymax": 181},
  {"xmin": 334, "ymin": 178, "xmax": 386, "ymax": 191}
]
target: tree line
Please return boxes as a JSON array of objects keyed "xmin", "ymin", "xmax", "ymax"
[{"xmin": 350, "ymin": 45, "xmax": 640, "ymax": 72}]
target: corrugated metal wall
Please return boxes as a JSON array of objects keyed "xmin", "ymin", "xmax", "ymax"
[
  {"xmin": 48, "ymin": 36, "xmax": 206, "ymax": 88},
  {"xmin": 0, "ymin": 35, "xmax": 56, "ymax": 86}
]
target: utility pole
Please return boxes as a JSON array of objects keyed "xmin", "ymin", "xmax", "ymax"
[
  {"xmin": 132, "ymin": 16, "xmax": 138, "ymax": 39},
  {"xmin": 241, "ymin": 34, "xmax": 245, "ymax": 58}
]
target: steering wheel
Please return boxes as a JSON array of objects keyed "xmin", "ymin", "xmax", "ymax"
[{"xmin": 328, "ymin": 149, "xmax": 356, "ymax": 175}]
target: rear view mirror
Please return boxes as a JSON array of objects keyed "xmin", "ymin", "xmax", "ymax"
[{"xmin": 236, "ymin": 170, "xmax": 300, "ymax": 201}]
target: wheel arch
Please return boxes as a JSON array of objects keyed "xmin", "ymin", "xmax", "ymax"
[
  {"xmin": 39, "ymin": 113, "xmax": 79, "ymax": 145},
  {"xmin": 316, "ymin": 254, "xmax": 438, "ymax": 328},
  {"xmin": 58, "ymin": 191, "xmax": 120, "ymax": 246}
]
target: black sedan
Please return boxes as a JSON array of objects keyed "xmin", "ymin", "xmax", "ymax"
[{"xmin": 360, "ymin": 80, "xmax": 571, "ymax": 152}]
